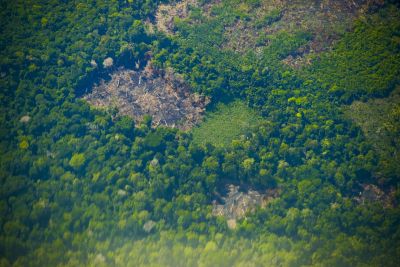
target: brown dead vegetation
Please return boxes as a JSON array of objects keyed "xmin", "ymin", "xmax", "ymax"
[
  {"xmin": 354, "ymin": 184, "xmax": 396, "ymax": 208},
  {"xmin": 234, "ymin": 0, "xmax": 383, "ymax": 57},
  {"xmin": 212, "ymin": 184, "xmax": 279, "ymax": 226},
  {"xmin": 155, "ymin": 0, "xmax": 198, "ymax": 34},
  {"xmin": 83, "ymin": 64, "xmax": 209, "ymax": 131},
  {"xmin": 156, "ymin": 0, "xmax": 383, "ymax": 64},
  {"xmin": 200, "ymin": 0, "xmax": 384, "ymax": 64},
  {"xmin": 155, "ymin": 0, "xmax": 223, "ymax": 34},
  {"xmin": 277, "ymin": 0, "xmax": 385, "ymax": 67}
]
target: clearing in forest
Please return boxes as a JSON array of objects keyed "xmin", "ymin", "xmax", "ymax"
[
  {"xmin": 344, "ymin": 86, "xmax": 400, "ymax": 153},
  {"xmin": 212, "ymin": 184, "xmax": 279, "ymax": 229},
  {"xmin": 156, "ymin": 0, "xmax": 384, "ymax": 67},
  {"xmin": 155, "ymin": 0, "xmax": 199, "ymax": 34},
  {"xmin": 83, "ymin": 66, "xmax": 209, "ymax": 131},
  {"xmin": 343, "ymin": 86, "xmax": 400, "ymax": 183},
  {"xmin": 191, "ymin": 100, "xmax": 263, "ymax": 146}
]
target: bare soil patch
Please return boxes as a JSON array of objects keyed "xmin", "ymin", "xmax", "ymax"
[
  {"xmin": 155, "ymin": 0, "xmax": 222, "ymax": 34},
  {"xmin": 212, "ymin": 184, "xmax": 279, "ymax": 228},
  {"xmin": 83, "ymin": 65, "xmax": 209, "ymax": 131},
  {"xmin": 155, "ymin": 0, "xmax": 198, "ymax": 34},
  {"xmin": 209, "ymin": 0, "xmax": 384, "ymax": 63},
  {"xmin": 354, "ymin": 184, "xmax": 396, "ymax": 208},
  {"xmin": 277, "ymin": 0, "xmax": 385, "ymax": 67}
]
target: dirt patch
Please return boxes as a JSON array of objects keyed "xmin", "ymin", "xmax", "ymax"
[
  {"xmin": 202, "ymin": 0, "xmax": 222, "ymax": 16},
  {"xmin": 213, "ymin": 0, "xmax": 384, "ymax": 61},
  {"xmin": 278, "ymin": 0, "xmax": 385, "ymax": 67},
  {"xmin": 83, "ymin": 65, "xmax": 209, "ymax": 130},
  {"xmin": 155, "ymin": 0, "xmax": 384, "ymax": 61},
  {"xmin": 155, "ymin": 0, "xmax": 198, "ymax": 34},
  {"xmin": 212, "ymin": 184, "xmax": 279, "ymax": 224},
  {"xmin": 219, "ymin": 1, "xmax": 284, "ymax": 54},
  {"xmin": 155, "ymin": 0, "xmax": 223, "ymax": 34},
  {"xmin": 354, "ymin": 184, "xmax": 396, "ymax": 208}
]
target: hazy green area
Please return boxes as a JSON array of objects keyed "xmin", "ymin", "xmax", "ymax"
[
  {"xmin": 192, "ymin": 101, "xmax": 263, "ymax": 146},
  {"xmin": 344, "ymin": 86, "xmax": 400, "ymax": 182},
  {"xmin": 304, "ymin": 5, "xmax": 400, "ymax": 101}
]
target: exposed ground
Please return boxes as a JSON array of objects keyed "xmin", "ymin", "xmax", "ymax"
[
  {"xmin": 83, "ymin": 65, "xmax": 209, "ymax": 130},
  {"xmin": 221, "ymin": 0, "xmax": 384, "ymax": 60},
  {"xmin": 278, "ymin": 0, "xmax": 385, "ymax": 67},
  {"xmin": 155, "ymin": 0, "xmax": 199, "ymax": 34},
  {"xmin": 354, "ymin": 183, "xmax": 396, "ymax": 208},
  {"xmin": 155, "ymin": 0, "xmax": 384, "ymax": 66},
  {"xmin": 212, "ymin": 184, "xmax": 279, "ymax": 229}
]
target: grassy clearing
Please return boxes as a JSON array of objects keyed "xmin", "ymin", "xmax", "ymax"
[
  {"xmin": 343, "ymin": 86, "xmax": 400, "ymax": 182},
  {"xmin": 343, "ymin": 86, "xmax": 400, "ymax": 150},
  {"xmin": 191, "ymin": 100, "xmax": 264, "ymax": 147}
]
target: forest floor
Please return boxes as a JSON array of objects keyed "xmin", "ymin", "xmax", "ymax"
[{"xmin": 83, "ymin": 65, "xmax": 209, "ymax": 130}]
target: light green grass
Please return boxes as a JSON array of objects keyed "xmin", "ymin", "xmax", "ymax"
[
  {"xmin": 191, "ymin": 100, "xmax": 263, "ymax": 147},
  {"xmin": 343, "ymin": 86, "xmax": 400, "ymax": 181},
  {"xmin": 343, "ymin": 86, "xmax": 400, "ymax": 149}
]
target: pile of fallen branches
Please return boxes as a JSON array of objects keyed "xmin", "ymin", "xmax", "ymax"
[{"xmin": 83, "ymin": 66, "xmax": 209, "ymax": 130}]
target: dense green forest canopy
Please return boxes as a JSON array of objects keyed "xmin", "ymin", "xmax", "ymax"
[{"xmin": 0, "ymin": 0, "xmax": 399, "ymax": 266}]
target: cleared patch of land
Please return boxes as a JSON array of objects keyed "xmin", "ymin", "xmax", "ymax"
[
  {"xmin": 191, "ymin": 100, "xmax": 263, "ymax": 146},
  {"xmin": 212, "ymin": 184, "xmax": 279, "ymax": 229},
  {"xmin": 158, "ymin": 0, "xmax": 384, "ymax": 67},
  {"xmin": 343, "ymin": 86, "xmax": 400, "ymax": 182},
  {"xmin": 83, "ymin": 66, "xmax": 209, "ymax": 130},
  {"xmin": 155, "ymin": 0, "xmax": 198, "ymax": 34},
  {"xmin": 344, "ymin": 87, "xmax": 400, "ymax": 151},
  {"xmin": 223, "ymin": 0, "xmax": 384, "ymax": 61}
]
